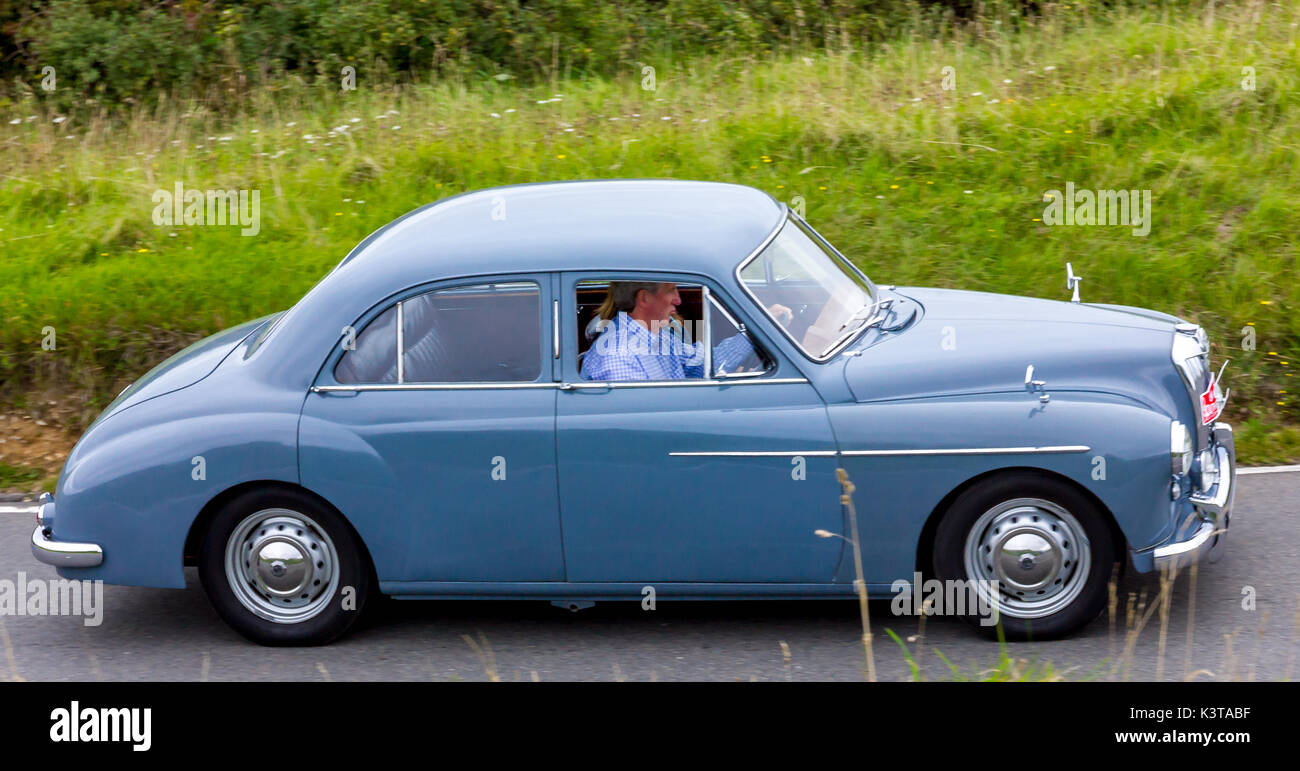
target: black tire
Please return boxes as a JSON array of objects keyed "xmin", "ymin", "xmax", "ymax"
[
  {"xmin": 198, "ymin": 487, "xmax": 374, "ymax": 646},
  {"xmin": 932, "ymin": 471, "xmax": 1117, "ymax": 641}
]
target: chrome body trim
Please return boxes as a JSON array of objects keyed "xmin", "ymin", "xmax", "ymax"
[
  {"xmin": 839, "ymin": 445, "xmax": 1091, "ymax": 457},
  {"xmin": 672, "ymin": 445, "xmax": 1091, "ymax": 458},
  {"xmin": 669, "ymin": 450, "xmax": 838, "ymax": 457}
]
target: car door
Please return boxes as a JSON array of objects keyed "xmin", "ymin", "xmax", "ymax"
[
  {"xmin": 555, "ymin": 271, "xmax": 843, "ymax": 583},
  {"xmin": 300, "ymin": 276, "xmax": 565, "ymax": 584}
]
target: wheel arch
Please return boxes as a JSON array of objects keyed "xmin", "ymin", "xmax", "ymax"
[
  {"xmin": 914, "ymin": 466, "xmax": 1127, "ymax": 580},
  {"xmin": 183, "ymin": 480, "xmax": 377, "ymax": 578}
]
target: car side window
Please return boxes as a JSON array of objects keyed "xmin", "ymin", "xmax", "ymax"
[
  {"xmin": 335, "ymin": 306, "xmax": 398, "ymax": 384},
  {"xmin": 708, "ymin": 294, "xmax": 772, "ymax": 377},
  {"xmin": 574, "ymin": 278, "xmax": 772, "ymax": 382},
  {"xmin": 335, "ymin": 281, "xmax": 542, "ymax": 384}
]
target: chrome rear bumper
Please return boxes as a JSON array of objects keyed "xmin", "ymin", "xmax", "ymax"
[{"xmin": 30, "ymin": 494, "xmax": 103, "ymax": 569}]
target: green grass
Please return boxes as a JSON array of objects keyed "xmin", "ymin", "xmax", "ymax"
[
  {"xmin": 1, "ymin": 1, "xmax": 1297, "ymax": 457},
  {"xmin": 0, "ymin": 462, "xmax": 44, "ymax": 491}
]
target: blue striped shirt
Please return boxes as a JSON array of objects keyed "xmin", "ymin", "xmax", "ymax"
[{"xmin": 581, "ymin": 311, "xmax": 755, "ymax": 381}]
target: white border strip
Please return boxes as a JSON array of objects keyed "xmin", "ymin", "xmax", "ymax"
[{"xmin": 1238, "ymin": 465, "xmax": 1300, "ymax": 475}]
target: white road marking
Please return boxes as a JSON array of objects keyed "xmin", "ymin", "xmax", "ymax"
[
  {"xmin": 1238, "ymin": 465, "xmax": 1300, "ymax": 475},
  {"xmin": 0, "ymin": 504, "xmax": 37, "ymax": 516}
]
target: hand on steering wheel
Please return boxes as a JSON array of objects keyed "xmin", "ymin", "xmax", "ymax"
[{"xmin": 768, "ymin": 303, "xmax": 794, "ymax": 327}]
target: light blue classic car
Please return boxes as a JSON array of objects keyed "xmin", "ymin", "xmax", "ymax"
[{"xmin": 31, "ymin": 180, "xmax": 1234, "ymax": 645}]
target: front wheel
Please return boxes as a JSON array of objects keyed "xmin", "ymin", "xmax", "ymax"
[
  {"xmin": 933, "ymin": 472, "xmax": 1117, "ymax": 640},
  {"xmin": 199, "ymin": 488, "xmax": 373, "ymax": 646}
]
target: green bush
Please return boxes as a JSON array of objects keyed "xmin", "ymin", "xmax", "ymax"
[{"xmin": 3, "ymin": 0, "xmax": 993, "ymax": 107}]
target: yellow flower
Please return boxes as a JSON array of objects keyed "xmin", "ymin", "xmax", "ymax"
[
  {"xmin": 818, "ymin": 186, "xmax": 826, "ymax": 190},
  {"xmin": 1268, "ymin": 351, "xmax": 1278, "ymax": 355},
  {"xmin": 1246, "ymin": 322, "xmax": 1255, "ymax": 326},
  {"xmin": 776, "ymin": 184, "xmax": 784, "ymax": 189},
  {"xmin": 335, "ymin": 212, "xmax": 342, "ymax": 216},
  {"xmin": 926, "ymin": 181, "xmax": 933, "ymax": 185},
  {"xmin": 1260, "ymin": 300, "xmax": 1272, "ymax": 305},
  {"xmin": 890, "ymin": 184, "xmax": 899, "ymax": 189},
  {"xmin": 762, "ymin": 158, "xmax": 772, "ymax": 163},
  {"xmin": 1064, "ymin": 129, "xmax": 1073, "ymax": 134},
  {"xmin": 556, "ymin": 154, "xmax": 566, "ymax": 159},
  {"xmin": 1032, "ymin": 218, "xmax": 1041, "ymax": 222},
  {"xmin": 136, "ymin": 248, "xmax": 148, "ymax": 253}
]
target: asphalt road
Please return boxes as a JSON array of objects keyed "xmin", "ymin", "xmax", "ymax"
[{"xmin": 1, "ymin": 471, "xmax": 1297, "ymax": 682}]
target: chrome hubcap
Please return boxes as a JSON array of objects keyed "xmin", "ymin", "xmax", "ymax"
[
  {"xmin": 963, "ymin": 498, "xmax": 1091, "ymax": 620},
  {"xmin": 224, "ymin": 509, "xmax": 339, "ymax": 624}
]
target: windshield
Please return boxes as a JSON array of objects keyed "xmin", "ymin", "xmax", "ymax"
[{"xmin": 738, "ymin": 216, "xmax": 875, "ymax": 359}]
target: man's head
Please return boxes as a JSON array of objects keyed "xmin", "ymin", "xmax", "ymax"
[{"xmin": 600, "ymin": 281, "xmax": 681, "ymax": 325}]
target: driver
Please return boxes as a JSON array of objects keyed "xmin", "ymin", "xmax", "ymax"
[{"xmin": 581, "ymin": 281, "xmax": 790, "ymax": 381}]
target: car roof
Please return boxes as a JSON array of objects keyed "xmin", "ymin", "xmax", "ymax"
[
  {"xmin": 332, "ymin": 179, "xmax": 784, "ymax": 283},
  {"xmin": 255, "ymin": 180, "xmax": 786, "ymax": 388}
]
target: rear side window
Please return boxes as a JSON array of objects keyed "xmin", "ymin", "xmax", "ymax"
[{"xmin": 335, "ymin": 282, "xmax": 542, "ymax": 384}]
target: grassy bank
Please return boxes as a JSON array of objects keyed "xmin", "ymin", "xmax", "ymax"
[{"xmin": 0, "ymin": 1, "xmax": 1297, "ymax": 459}]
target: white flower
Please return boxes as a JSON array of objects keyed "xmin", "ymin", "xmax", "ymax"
[
  {"xmin": 53, "ymin": 116, "xmax": 66, "ymax": 124},
  {"xmin": 349, "ymin": 117, "xmax": 361, "ymax": 123},
  {"xmin": 504, "ymin": 108, "xmax": 516, "ymax": 113},
  {"xmin": 970, "ymin": 91, "xmax": 983, "ymax": 96},
  {"xmin": 250, "ymin": 129, "xmax": 259, "ymax": 134},
  {"xmin": 391, "ymin": 125, "xmax": 401, "ymax": 130},
  {"xmin": 490, "ymin": 112, "xmax": 501, "ymax": 118},
  {"xmin": 1003, "ymin": 79, "xmax": 1012, "ymax": 84},
  {"xmin": 7, "ymin": 118, "xmax": 19, "ymax": 125},
  {"xmin": 286, "ymin": 121, "xmax": 297, "ymax": 127},
  {"xmin": 1044, "ymin": 65, "xmax": 1056, "ymax": 71},
  {"xmin": 963, "ymin": 190, "xmax": 974, "ymax": 194}
]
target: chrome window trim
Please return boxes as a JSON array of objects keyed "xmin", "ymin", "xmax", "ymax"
[
  {"xmin": 313, "ymin": 376, "xmax": 810, "ymax": 393},
  {"xmin": 701, "ymin": 284, "xmax": 712, "ymax": 378},
  {"xmin": 395, "ymin": 300, "xmax": 405, "ymax": 384},
  {"xmin": 733, "ymin": 210, "xmax": 876, "ymax": 363},
  {"xmin": 552, "ymin": 299, "xmax": 560, "ymax": 360},
  {"xmin": 563, "ymin": 376, "xmax": 809, "ymax": 389},
  {"xmin": 314, "ymin": 382, "xmax": 561, "ymax": 392}
]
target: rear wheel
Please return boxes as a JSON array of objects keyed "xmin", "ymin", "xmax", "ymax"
[
  {"xmin": 199, "ymin": 488, "xmax": 372, "ymax": 646},
  {"xmin": 933, "ymin": 472, "xmax": 1116, "ymax": 640}
]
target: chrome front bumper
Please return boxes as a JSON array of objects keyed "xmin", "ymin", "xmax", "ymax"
[
  {"xmin": 30, "ymin": 493, "xmax": 103, "ymax": 569},
  {"xmin": 1153, "ymin": 422, "xmax": 1234, "ymax": 570}
]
